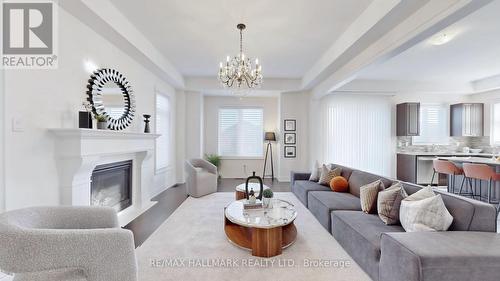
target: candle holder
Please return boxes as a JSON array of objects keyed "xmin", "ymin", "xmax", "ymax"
[{"xmin": 143, "ymin": 114, "xmax": 151, "ymax": 133}]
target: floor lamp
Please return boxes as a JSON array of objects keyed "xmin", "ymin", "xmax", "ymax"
[{"xmin": 262, "ymin": 132, "xmax": 276, "ymax": 181}]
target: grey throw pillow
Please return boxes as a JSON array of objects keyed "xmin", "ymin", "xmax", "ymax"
[{"xmin": 377, "ymin": 182, "xmax": 407, "ymax": 225}]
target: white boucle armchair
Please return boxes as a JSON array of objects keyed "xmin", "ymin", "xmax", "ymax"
[
  {"xmin": 185, "ymin": 158, "xmax": 218, "ymax": 197},
  {"xmin": 0, "ymin": 206, "xmax": 137, "ymax": 281}
]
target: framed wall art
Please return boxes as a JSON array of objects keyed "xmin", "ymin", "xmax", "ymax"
[
  {"xmin": 284, "ymin": 146, "xmax": 296, "ymax": 158},
  {"xmin": 284, "ymin": 119, "xmax": 296, "ymax": 131},
  {"xmin": 284, "ymin": 133, "xmax": 296, "ymax": 144}
]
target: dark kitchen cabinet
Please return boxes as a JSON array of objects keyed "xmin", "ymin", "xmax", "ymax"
[
  {"xmin": 397, "ymin": 103, "xmax": 420, "ymax": 136},
  {"xmin": 450, "ymin": 103, "xmax": 484, "ymax": 137}
]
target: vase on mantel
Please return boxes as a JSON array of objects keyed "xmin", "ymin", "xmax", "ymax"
[
  {"xmin": 97, "ymin": 121, "xmax": 107, "ymax": 130},
  {"xmin": 143, "ymin": 114, "xmax": 151, "ymax": 133}
]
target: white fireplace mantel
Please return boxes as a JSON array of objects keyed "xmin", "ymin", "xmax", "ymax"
[{"xmin": 49, "ymin": 128, "xmax": 161, "ymax": 226}]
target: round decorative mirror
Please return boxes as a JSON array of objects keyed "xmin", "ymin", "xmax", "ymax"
[{"xmin": 86, "ymin": 68, "xmax": 136, "ymax": 130}]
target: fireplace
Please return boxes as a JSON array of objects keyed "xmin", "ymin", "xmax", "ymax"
[{"xmin": 91, "ymin": 160, "xmax": 132, "ymax": 212}]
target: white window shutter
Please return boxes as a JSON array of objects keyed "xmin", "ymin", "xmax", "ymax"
[{"xmin": 218, "ymin": 108, "xmax": 264, "ymax": 157}]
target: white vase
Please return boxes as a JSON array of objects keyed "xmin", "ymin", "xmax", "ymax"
[
  {"xmin": 263, "ymin": 197, "xmax": 271, "ymax": 208},
  {"xmin": 97, "ymin": 121, "xmax": 107, "ymax": 130}
]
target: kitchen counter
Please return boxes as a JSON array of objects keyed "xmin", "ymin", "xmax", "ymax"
[
  {"xmin": 397, "ymin": 152, "xmax": 494, "ymax": 185},
  {"xmin": 438, "ymin": 156, "xmax": 500, "ymax": 166},
  {"xmin": 397, "ymin": 151, "xmax": 494, "ymax": 157}
]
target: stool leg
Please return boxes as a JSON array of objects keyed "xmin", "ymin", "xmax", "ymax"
[
  {"xmin": 479, "ymin": 180, "xmax": 482, "ymax": 201},
  {"xmin": 467, "ymin": 177, "xmax": 475, "ymax": 199},
  {"xmin": 488, "ymin": 179, "xmax": 492, "ymax": 204},
  {"xmin": 458, "ymin": 176, "xmax": 466, "ymax": 195},
  {"xmin": 431, "ymin": 171, "xmax": 436, "ymax": 186}
]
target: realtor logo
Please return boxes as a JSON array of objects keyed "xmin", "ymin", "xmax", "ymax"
[{"xmin": 2, "ymin": 1, "xmax": 58, "ymax": 69}]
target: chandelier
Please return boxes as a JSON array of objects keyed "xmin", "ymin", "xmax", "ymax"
[{"xmin": 218, "ymin": 23, "xmax": 263, "ymax": 89}]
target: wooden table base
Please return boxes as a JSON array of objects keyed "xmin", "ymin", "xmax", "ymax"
[
  {"xmin": 235, "ymin": 191, "xmax": 247, "ymax": 200},
  {"xmin": 224, "ymin": 215, "xmax": 297, "ymax": 257}
]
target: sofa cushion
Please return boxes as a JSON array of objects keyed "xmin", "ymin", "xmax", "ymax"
[
  {"xmin": 291, "ymin": 180, "xmax": 331, "ymax": 207},
  {"xmin": 380, "ymin": 231, "xmax": 500, "ymax": 281},
  {"xmin": 307, "ymin": 191, "xmax": 361, "ymax": 231},
  {"xmin": 348, "ymin": 170, "xmax": 393, "ymax": 197},
  {"xmin": 331, "ymin": 211, "xmax": 404, "ymax": 280}
]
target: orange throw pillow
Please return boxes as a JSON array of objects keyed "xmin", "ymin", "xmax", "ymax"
[{"xmin": 330, "ymin": 176, "xmax": 349, "ymax": 192}]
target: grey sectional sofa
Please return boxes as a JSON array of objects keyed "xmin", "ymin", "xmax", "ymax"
[{"xmin": 291, "ymin": 164, "xmax": 500, "ymax": 281}]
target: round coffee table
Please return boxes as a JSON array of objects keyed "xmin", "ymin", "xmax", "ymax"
[
  {"xmin": 235, "ymin": 182, "xmax": 270, "ymax": 200},
  {"xmin": 224, "ymin": 199, "xmax": 297, "ymax": 257}
]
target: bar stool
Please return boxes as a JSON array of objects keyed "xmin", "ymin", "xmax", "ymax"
[
  {"xmin": 462, "ymin": 163, "xmax": 500, "ymax": 212},
  {"xmin": 431, "ymin": 159, "xmax": 465, "ymax": 193}
]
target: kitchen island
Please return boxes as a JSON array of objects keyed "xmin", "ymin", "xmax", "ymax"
[
  {"xmin": 396, "ymin": 152, "xmax": 493, "ymax": 185},
  {"xmin": 437, "ymin": 156, "xmax": 500, "ymax": 202}
]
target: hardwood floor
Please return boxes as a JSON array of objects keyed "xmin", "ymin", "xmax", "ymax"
[{"xmin": 125, "ymin": 178, "xmax": 290, "ymax": 247}]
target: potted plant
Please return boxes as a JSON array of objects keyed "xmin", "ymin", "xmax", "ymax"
[
  {"xmin": 205, "ymin": 154, "xmax": 222, "ymax": 179},
  {"xmin": 262, "ymin": 189, "xmax": 274, "ymax": 208},
  {"xmin": 95, "ymin": 114, "xmax": 108, "ymax": 130}
]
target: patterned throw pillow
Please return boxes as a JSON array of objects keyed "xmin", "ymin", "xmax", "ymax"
[
  {"xmin": 399, "ymin": 187, "xmax": 453, "ymax": 232},
  {"xmin": 318, "ymin": 165, "xmax": 341, "ymax": 186},
  {"xmin": 377, "ymin": 182, "xmax": 407, "ymax": 225},
  {"xmin": 309, "ymin": 161, "xmax": 320, "ymax": 182},
  {"xmin": 360, "ymin": 180, "xmax": 384, "ymax": 214}
]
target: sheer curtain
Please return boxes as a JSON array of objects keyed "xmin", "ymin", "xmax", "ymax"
[{"xmin": 321, "ymin": 94, "xmax": 392, "ymax": 176}]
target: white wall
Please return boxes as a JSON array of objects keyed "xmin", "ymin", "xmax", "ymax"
[
  {"xmin": 203, "ymin": 96, "xmax": 279, "ymax": 178},
  {"xmin": 184, "ymin": 91, "xmax": 204, "ymax": 160},
  {"xmin": 278, "ymin": 91, "xmax": 310, "ymax": 181},
  {"xmin": 3, "ymin": 8, "xmax": 177, "ymax": 210},
  {"xmin": 175, "ymin": 90, "xmax": 186, "ymax": 184}
]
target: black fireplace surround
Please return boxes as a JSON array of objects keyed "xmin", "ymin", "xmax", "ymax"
[{"xmin": 91, "ymin": 160, "xmax": 132, "ymax": 212}]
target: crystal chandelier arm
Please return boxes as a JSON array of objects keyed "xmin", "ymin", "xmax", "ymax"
[{"xmin": 218, "ymin": 23, "xmax": 262, "ymax": 90}]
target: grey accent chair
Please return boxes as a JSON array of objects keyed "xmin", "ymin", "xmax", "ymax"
[
  {"xmin": 185, "ymin": 158, "xmax": 218, "ymax": 197},
  {"xmin": 0, "ymin": 206, "xmax": 137, "ymax": 281}
]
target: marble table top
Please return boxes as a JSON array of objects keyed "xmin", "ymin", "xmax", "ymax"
[
  {"xmin": 225, "ymin": 199, "xmax": 297, "ymax": 229},
  {"xmin": 438, "ymin": 156, "xmax": 500, "ymax": 166}
]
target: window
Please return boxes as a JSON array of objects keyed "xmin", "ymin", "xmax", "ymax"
[
  {"xmin": 492, "ymin": 102, "xmax": 500, "ymax": 145},
  {"xmin": 218, "ymin": 107, "xmax": 264, "ymax": 158},
  {"xmin": 412, "ymin": 103, "xmax": 448, "ymax": 145},
  {"xmin": 106, "ymin": 107, "xmax": 125, "ymax": 119},
  {"xmin": 155, "ymin": 94, "xmax": 171, "ymax": 171}
]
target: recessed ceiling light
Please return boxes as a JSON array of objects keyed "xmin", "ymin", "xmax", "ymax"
[{"xmin": 428, "ymin": 32, "xmax": 456, "ymax": 46}]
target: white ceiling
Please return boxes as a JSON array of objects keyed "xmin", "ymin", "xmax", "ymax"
[
  {"xmin": 357, "ymin": 0, "xmax": 500, "ymax": 84},
  {"xmin": 110, "ymin": 0, "xmax": 372, "ymax": 78}
]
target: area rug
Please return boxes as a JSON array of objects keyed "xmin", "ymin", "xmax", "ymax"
[{"xmin": 136, "ymin": 192, "xmax": 371, "ymax": 281}]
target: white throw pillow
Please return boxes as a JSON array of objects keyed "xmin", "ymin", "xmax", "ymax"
[
  {"xmin": 309, "ymin": 161, "xmax": 320, "ymax": 182},
  {"xmin": 399, "ymin": 188, "xmax": 453, "ymax": 232}
]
